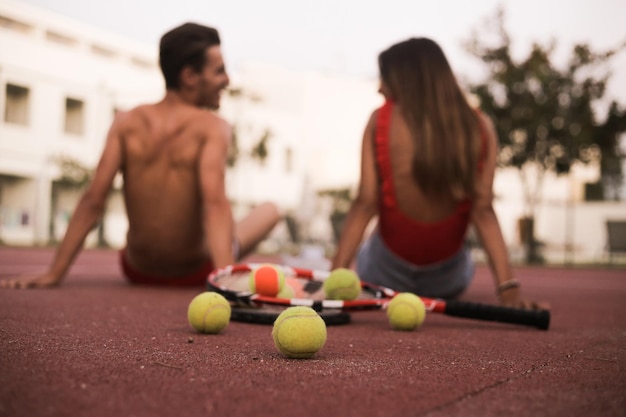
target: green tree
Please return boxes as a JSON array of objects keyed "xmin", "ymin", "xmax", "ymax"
[
  {"xmin": 465, "ymin": 8, "xmax": 626, "ymax": 262},
  {"xmin": 595, "ymin": 102, "xmax": 626, "ymax": 200},
  {"xmin": 317, "ymin": 187, "xmax": 352, "ymax": 243}
]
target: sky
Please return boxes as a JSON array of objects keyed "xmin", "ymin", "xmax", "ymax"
[{"xmin": 14, "ymin": 0, "xmax": 626, "ymax": 106}]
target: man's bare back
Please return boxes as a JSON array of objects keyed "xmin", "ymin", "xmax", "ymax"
[
  {"xmin": 0, "ymin": 23, "xmax": 280, "ymax": 289},
  {"xmin": 120, "ymin": 101, "xmax": 223, "ymax": 276}
]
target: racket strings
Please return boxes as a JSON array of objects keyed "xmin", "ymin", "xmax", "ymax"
[{"xmin": 208, "ymin": 267, "xmax": 390, "ymax": 311}]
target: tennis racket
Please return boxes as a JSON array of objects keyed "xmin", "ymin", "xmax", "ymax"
[{"xmin": 206, "ymin": 263, "xmax": 550, "ymax": 330}]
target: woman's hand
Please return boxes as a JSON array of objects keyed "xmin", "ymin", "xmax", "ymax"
[{"xmin": 499, "ymin": 287, "xmax": 550, "ymax": 310}]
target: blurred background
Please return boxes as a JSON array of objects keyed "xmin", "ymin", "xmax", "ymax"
[{"xmin": 0, "ymin": 0, "xmax": 625, "ymax": 266}]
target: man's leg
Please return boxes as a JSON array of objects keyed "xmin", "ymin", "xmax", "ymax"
[{"xmin": 235, "ymin": 202, "xmax": 281, "ymax": 259}]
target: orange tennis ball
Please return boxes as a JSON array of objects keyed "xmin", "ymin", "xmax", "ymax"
[{"xmin": 248, "ymin": 264, "xmax": 285, "ymax": 296}]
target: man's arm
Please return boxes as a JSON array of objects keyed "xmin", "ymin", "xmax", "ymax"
[
  {"xmin": 331, "ymin": 111, "xmax": 379, "ymax": 269},
  {"xmin": 0, "ymin": 114, "xmax": 124, "ymax": 289},
  {"xmin": 199, "ymin": 115, "xmax": 235, "ymax": 269}
]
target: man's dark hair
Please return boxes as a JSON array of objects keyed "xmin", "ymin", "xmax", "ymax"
[{"xmin": 159, "ymin": 23, "xmax": 221, "ymax": 89}]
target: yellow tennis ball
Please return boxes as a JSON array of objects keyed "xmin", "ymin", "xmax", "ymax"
[
  {"xmin": 386, "ymin": 292, "xmax": 426, "ymax": 331},
  {"xmin": 323, "ymin": 268, "xmax": 361, "ymax": 300},
  {"xmin": 249, "ymin": 264, "xmax": 285, "ymax": 296},
  {"xmin": 187, "ymin": 292, "xmax": 231, "ymax": 334},
  {"xmin": 272, "ymin": 306, "xmax": 327, "ymax": 359},
  {"xmin": 276, "ymin": 284, "xmax": 296, "ymax": 299}
]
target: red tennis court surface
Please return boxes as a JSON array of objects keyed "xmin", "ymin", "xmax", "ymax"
[{"xmin": 1, "ymin": 247, "xmax": 624, "ymax": 417}]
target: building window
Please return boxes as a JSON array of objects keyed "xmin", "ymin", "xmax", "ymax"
[
  {"xmin": 0, "ymin": 15, "xmax": 33, "ymax": 34},
  {"xmin": 91, "ymin": 44, "xmax": 117, "ymax": 59},
  {"xmin": 64, "ymin": 97, "xmax": 85, "ymax": 135},
  {"xmin": 46, "ymin": 30, "xmax": 77, "ymax": 47},
  {"xmin": 4, "ymin": 84, "xmax": 30, "ymax": 125},
  {"xmin": 131, "ymin": 56, "xmax": 155, "ymax": 69}
]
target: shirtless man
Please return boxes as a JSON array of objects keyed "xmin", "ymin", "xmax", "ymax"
[{"xmin": 0, "ymin": 23, "xmax": 281, "ymax": 289}]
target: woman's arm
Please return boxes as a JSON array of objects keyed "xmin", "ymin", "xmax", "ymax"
[{"xmin": 470, "ymin": 113, "xmax": 548, "ymax": 309}]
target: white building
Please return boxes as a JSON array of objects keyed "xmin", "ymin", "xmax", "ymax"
[
  {"xmin": 0, "ymin": 0, "xmax": 379, "ymax": 251},
  {"xmin": 219, "ymin": 62, "xmax": 381, "ymax": 246},
  {"xmin": 0, "ymin": 0, "xmax": 624, "ymax": 263},
  {"xmin": 0, "ymin": 0, "xmax": 163, "ymax": 247}
]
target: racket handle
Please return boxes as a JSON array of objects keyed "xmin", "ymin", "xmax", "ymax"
[{"xmin": 444, "ymin": 300, "xmax": 550, "ymax": 330}]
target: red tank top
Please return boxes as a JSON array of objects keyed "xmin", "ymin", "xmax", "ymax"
[{"xmin": 374, "ymin": 100, "xmax": 487, "ymax": 265}]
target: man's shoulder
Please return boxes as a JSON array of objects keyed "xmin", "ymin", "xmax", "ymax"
[
  {"xmin": 195, "ymin": 108, "xmax": 228, "ymax": 123},
  {"xmin": 114, "ymin": 103, "xmax": 230, "ymax": 139},
  {"xmin": 191, "ymin": 109, "xmax": 231, "ymax": 136},
  {"xmin": 113, "ymin": 104, "xmax": 149, "ymax": 125}
]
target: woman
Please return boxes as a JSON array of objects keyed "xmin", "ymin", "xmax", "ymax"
[{"xmin": 331, "ymin": 38, "xmax": 545, "ymax": 309}]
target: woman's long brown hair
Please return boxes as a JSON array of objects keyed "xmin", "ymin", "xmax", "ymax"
[{"xmin": 378, "ymin": 38, "xmax": 481, "ymax": 201}]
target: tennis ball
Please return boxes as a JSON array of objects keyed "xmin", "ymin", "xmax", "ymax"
[
  {"xmin": 386, "ymin": 292, "xmax": 426, "ymax": 331},
  {"xmin": 272, "ymin": 306, "xmax": 327, "ymax": 359},
  {"xmin": 323, "ymin": 268, "xmax": 361, "ymax": 300},
  {"xmin": 276, "ymin": 284, "xmax": 295, "ymax": 299},
  {"xmin": 187, "ymin": 292, "xmax": 231, "ymax": 334},
  {"xmin": 249, "ymin": 264, "xmax": 285, "ymax": 296}
]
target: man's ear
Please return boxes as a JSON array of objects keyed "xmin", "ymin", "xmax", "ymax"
[{"xmin": 180, "ymin": 66, "xmax": 199, "ymax": 88}]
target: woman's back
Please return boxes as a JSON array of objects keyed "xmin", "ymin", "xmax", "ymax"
[
  {"xmin": 387, "ymin": 104, "xmax": 460, "ymax": 223},
  {"xmin": 374, "ymin": 100, "xmax": 478, "ymax": 264}
]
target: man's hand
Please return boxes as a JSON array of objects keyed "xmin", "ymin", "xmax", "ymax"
[{"xmin": 0, "ymin": 273, "xmax": 61, "ymax": 289}]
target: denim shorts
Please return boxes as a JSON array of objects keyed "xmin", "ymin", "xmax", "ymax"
[{"xmin": 355, "ymin": 230, "xmax": 474, "ymax": 299}]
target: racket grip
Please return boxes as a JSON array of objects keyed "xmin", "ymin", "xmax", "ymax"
[{"xmin": 444, "ymin": 300, "xmax": 550, "ymax": 330}]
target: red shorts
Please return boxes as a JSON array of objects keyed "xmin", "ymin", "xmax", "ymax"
[{"xmin": 119, "ymin": 250, "xmax": 214, "ymax": 287}]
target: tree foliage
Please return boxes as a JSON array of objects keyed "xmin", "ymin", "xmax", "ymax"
[
  {"xmin": 226, "ymin": 126, "xmax": 240, "ymax": 168},
  {"xmin": 56, "ymin": 156, "xmax": 93, "ymax": 188},
  {"xmin": 225, "ymin": 87, "xmax": 272, "ymax": 168},
  {"xmin": 465, "ymin": 8, "xmax": 626, "ymax": 207},
  {"xmin": 250, "ymin": 129, "xmax": 272, "ymax": 164},
  {"xmin": 227, "ymin": 127, "xmax": 272, "ymax": 168},
  {"xmin": 51, "ymin": 156, "xmax": 108, "ymax": 247},
  {"xmin": 317, "ymin": 187, "xmax": 352, "ymax": 216}
]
